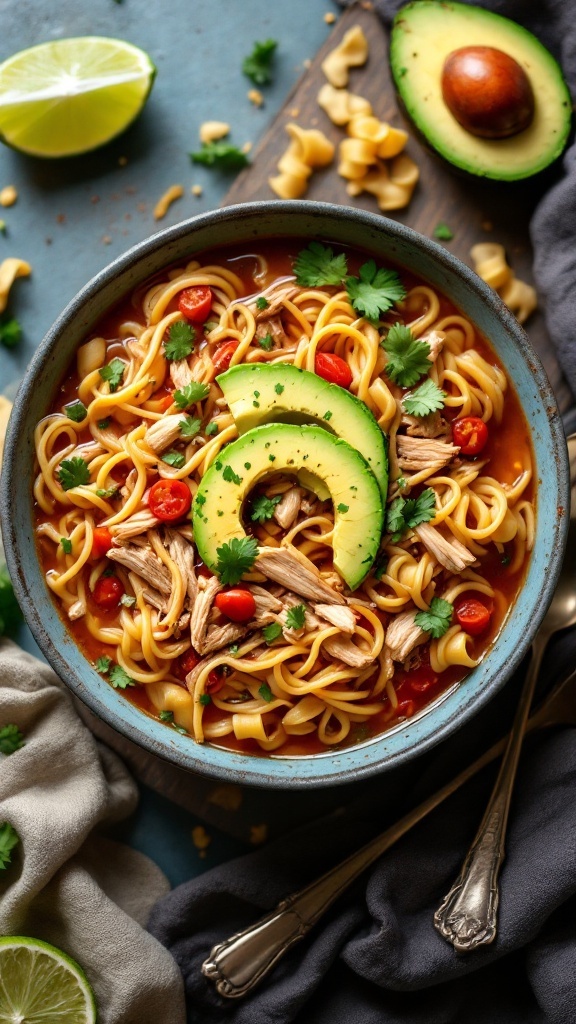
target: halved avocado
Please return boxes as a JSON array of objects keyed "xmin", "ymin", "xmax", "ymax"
[
  {"xmin": 193, "ymin": 423, "xmax": 384, "ymax": 590},
  {"xmin": 390, "ymin": 1, "xmax": 572, "ymax": 181}
]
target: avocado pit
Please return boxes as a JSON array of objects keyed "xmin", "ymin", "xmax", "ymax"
[{"xmin": 441, "ymin": 45, "xmax": 535, "ymax": 139}]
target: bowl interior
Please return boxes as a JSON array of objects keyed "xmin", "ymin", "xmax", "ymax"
[{"xmin": 1, "ymin": 201, "xmax": 569, "ymax": 787}]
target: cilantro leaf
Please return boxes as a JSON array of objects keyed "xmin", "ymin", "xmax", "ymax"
[
  {"xmin": 222, "ymin": 465, "xmax": 242, "ymax": 485},
  {"xmin": 95, "ymin": 655, "xmax": 112, "ymax": 674},
  {"xmin": 258, "ymin": 682, "xmax": 273, "ymax": 702},
  {"xmin": 60, "ymin": 537, "xmax": 72, "ymax": 554},
  {"xmin": 99, "ymin": 357, "xmax": 125, "ymax": 393},
  {"xmin": 402, "ymin": 379, "xmax": 447, "ymax": 417},
  {"xmin": 293, "ymin": 242, "xmax": 348, "ymax": 287},
  {"xmin": 381, "ymin": 323, "xmax": 431, "ymax": 387},
  {"xmin": 0, "ymin": 724, "xmax": 24, "ymax": 755},
  {"xmin": 433, "ymin": 222, "xmax": 454, "ymax": 241},
  {"xmin": 229, "ymin": 644, "xmax": 240, "ymax": 656},
  {"xmin": 162, "ymin": 450, "xmax": 185, "ymax": 468},
  {"xmin": 97, "ymin": 418, "xmax": 110, "ymax": 429},
  {"xmin": 285, "ymin": 604, "xmax": 306, "ymax": 630},
  {"xmin": 164, "ymin": 321, "xmax": 195, "ymax": 361},
  {"xmin": 109, "ymin": 664, "xmax": 136, "ymax": 689},
  {"xmin": 0, "ymin": 316, "xmax": 22, "ymax": 349},
  {"xmin": 205, "ymin": 421, "xmax": 218, "ymax": 436},
  {"xmin": 65, "ymin": 400, "xmax": 87, "ymax": 423},
  {"xmin": 0, "ymin": 822, "xmax": 19, "ymax": 870},
  {"xmin": 58, "ymin": 457, "xmax": 90, "ymax": 491},
  {"xmin": 190, "ymin": 141, "xmax": 250, "ymax": 172},
  {"xmin": 336, "ymin": 502, "xmax": 349, "ymax": 514},
  {"xmin": 199, "ymin": 693, "xmax": 212, "ymax": 706},
  {"xmin": 159, "ymin": 710, "xmax": 174, "ymax": 722},
  {"xmin": 180, "ymin": 416, "xmax": 202, "ymax": 439},
  {"xmin": 174, "ymin": 381, "xmax": 210, "ymax": 409},
  {"xmin": 250, "ymin": 494, "xmax": 281, "ymax": 523},
  {"xmin": 263, "ymin": 621, "xmax": 282, "ymax": 644},
  {"xmin": 256, "ymin": 296, "xmax": 269, "ymax": 311},
  {"xmin": 258, "ymin": 333, "xmax": 273, "ymax": 351},
  {"xmin": 215, "ymin": 536, "xmax": 258, "ymax": 585},
  {"xmin": 414, "ymin": 597, "xmax": 453, "ymax": 639},
  {"xmin": 345, "ymin": 261, "xmax": 406, "ymax": 322},
  {"xmin": 274, "ymin": 383, "xmax": 284, "ymax": 395},
  {"xmin": 386, "ymin": 487, "xmax": 436, "ymax": 542},
  {"xmin": 242, "ymin": 39, "xmax": 277, "ymax": 85}
]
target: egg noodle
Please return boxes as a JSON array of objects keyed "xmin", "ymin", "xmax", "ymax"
[{"xmin": 33, "ymin": 245, "xmax": 535, "ymax": 754}]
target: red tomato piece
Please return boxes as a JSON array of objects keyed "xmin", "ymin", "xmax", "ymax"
[
  {"xmin": 455, "ymin": 596, "xmax": 492, "ymax": 636},
  {"xmin": 91, "ymin": 526, "xmax": 113, "ymax": 560},
  {"xmin": 173, "ymin": 647, "xmax": 201, "ymax": 681},
  {"xmin": 206, "ymin": 669, "xmax": 226, "ymax": 694},
  {"xmin": 148, "ymin": 479, "xmax": 192, "ymax": 523},
  {"xmin": 315, "ymin": 352, "xmax": 353, "ymax": 389},
  {"xmin": 157, "ymin": 393, "xmax": 174, "ymax": 412},
  {"xmin": 93, "ymin": 575, "xmax": 124, "ymax": 610},
  {"xmin": 178, "ymin": 285, "xmax": 213, "ymax": 322},
  {"xmin": 409, "ymin": 664, "xmax": 439, "ymax": 694},
  {"xmin": 452, "ymin": 416, "xmax": 489, "ymax": 456},
  {"xmin": 215, "ymin": 588, "xmax": 256, "ymax": 623},
  {"xmin": 212, "ymin": 339, "xmax": 240, "ymax": 375},
  {"xmin": 396, "ymin": 699, "xmax": 415, "ymax": 719}
]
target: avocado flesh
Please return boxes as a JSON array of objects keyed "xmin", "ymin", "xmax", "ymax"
[
  {"xmin": 193, "ymin": 423, "xmax": 384, "ymax": 591},
  {"xmin": 390, "ymin": 1, "xmax": 571, "ymax": 181},
  {"xmin": 217, "ymin": 363, "xmax": 388, "ymax": 500}
]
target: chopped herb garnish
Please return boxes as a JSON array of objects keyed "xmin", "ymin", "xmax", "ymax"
[
  {"xmin": 263, "ymin": 622, "xmax": 282, "ymax": 644},
  {"xmin": 433, "ymin": 222, "xmax": 454, "ymax": 241},
  {"xmin": 258, "ymin": 682, "xmax": 273, "ymax": 702},
  {"xmin": 180, "ymin": 416, "xmax": 202, "ymax": 438},
  {"xmin": 99, "ymin": 357, "xmax": 125, "ymax": 393},
  {"xmin": 323, "ymin": 410, "xmax": 333, "ymax": 421},
  {"xmin": 386, "ymin": 487, "xmax": 436, "ymax": 542},
  {"xmin": 250, "ymin": 493, "xmax": 281, "ymax": 523},
  {"xmin": 345, "ymin": 260, "xmax": 406, "ymax": 323},
  {"xmin": 336, "ymin": 503, "xmax": 349, "ymax": 514},
  {"xmin": 222, "ymin": 465, "xmax": 242, "ymax": 485},
  {"xmin": 244, "ymin": 462, "xmax": 252, "ymax": 470},
  {"xmin": 293, "ymin": 241, "xmax": 348, "ymax": 287},
  {"xmin": 258, "ymin": 333, "xmax": 273, "ymax": 351},
  {"xmin": 199, "ymin": 693, "xmax": 212, "ymax": 706},
  {"xmin": 60, "ymin": 537, "xmax": 72, "ymax": 554},
  {"xmin": 0, "ymin": 724, "xmax": 24, "ymax": 755},
  {"xmin": 96, "ymin": 485, "xmax": 119, "ymax": 499},
  {"xmin": 95, "ymin": 655, "xmax": 112, "ymax": 674},
  {"xmin": 162, "ymin": 450, "xmax": 185, "ymax": 468},
  {"xmin": 159, "ymin": 709, "xmax": 174, "ymax": 722},
  {"xmin": 120, "ymin": 594, "xmax": 136, "ymax": 607},
  {"xmin": 414, "ymin": 597, "xmax": 453, "ymax": 638},
  {"xmin": 97, "ymin": 418, "xmax": 111, "ymax": 430},
  {"xmin": 109, "ymin": 664, "xmax": 136, "ymax": 689},
  {"xmin": 215, "ymin": 536, "xmax": 258, "ymax": 585},
  {"xmin": 174, "ymin": 381, "xmax": 210, "ymax": 409},
  {"xmin": 229, "ymin": 644, "xmax": 240, "ymax": 657},
  {"xmin": 253, "ymin": 401, "xmax": 260, "ymax": 407},
  {"xmin": 242, "ymin": 39, "xmax": 277, "ymax": 85},
  {"xmin": 268, "ymin": 454, "xmax": 276, "ymax": 462},
  {"xmin": 274, "ymin": 383, "xmax": 284, "ymax": 395},
  {"xmin": 396, "ymin": 476, "xmax": 407, "ymax": 492},
  {"xmin": 164, "ymin": 321, "xmax": 195, "ymax": 361},
  {"xmin": 65, "ymin": 400, "xmax": 87, "ymax": 423},
  {"xmin": 381, "ymin": 323, "xmax": 431, "ymax": 387},
  {"xmin": 403, "ymin": 379, "xmax": 447, "ymax": 417},
  {"xmin": 58, "ymin": 457, "xmax": 90, "ymax": 491},
  {"xmin": 0, "ymin": 822, "xmax": 19, "ymax": 870},
  {"xmin": 0, "ymin": 316, "xmax": 22, "ymax": 349},
  {"xmin": 205, "ymin": 421, "xmax": 219, "ymax": 436},
  {"xmin": 256, "ymin": 296, "xmax": 270, "ymax": 310},
  {"xmin": 285, "ymin": 604, "xmax": 306, "ymax": 630},
  {"xmin": 190, "ymin": 140, "xmax": 250, "ymax": 171}
]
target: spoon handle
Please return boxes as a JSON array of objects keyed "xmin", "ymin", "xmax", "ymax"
[{"xmin": 433, "ymin": 636, "xmax": 547, "ymax": 952}]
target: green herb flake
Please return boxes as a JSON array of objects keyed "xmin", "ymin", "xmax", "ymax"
[
  {"xmin": 120, "ymin": 594, "xmax": 136, "ymax": 607},
  {"xmin": 242, "ymin": 38, "xmax": 278, "ymax": 85},
  {"xmin": 345, "ymin": 260, "xmax": 406, "ymax": 322},
  {"xmin": 256, "ymin": 296, "xmax": 269, "ymax": 310},
  {"xmin": 97, "ymin": 418, "xmax": 111, "ymax": 430},
  {"xmin": 386, "ymin": 487, "xmax": 436, "ymax": 542},
  {"xmin": 402, "ymin": 379, "xmax": 447, "ymax": 417},
  {"xmin": 99, "ymin": 357, "xmax": 125, "ymax": 393},
  {"xmin": 162, "ymin": 450, "xmax": 186, "ymax": 469},
  {"xmin": 60, "ymin": 537, "xmax": 72, "ymax": 554},
  {"xmin": 95, "ymin": 655, "xmax": 112, "ymax": 674},
  {"xmin": 222, "ymin": 465, "xmax": 242, "ymax": 485},
  {"xmin": 285, "ymin": 604, "xmax": 306, "ymax": 630},
  {"xmin": 174, "ymin": 381, "xmax": 210, "ymax": 409},
  {"xmin": 229, "ymin": 644, "xmax": 240, "ymax": 656},
  {"xmin": 258, "ymin": 682, "xmax": 273, "ymax": 702},
  {"xmin": 190, "ymin": 140, "xmax": 250, "ymax": 172},
  {"xmin": 336, "ymin": 503, "xmax": 349, "ymax": 514},
  {"xmin": 65, "ymin": 400, "xmax": 87, "ymax": 423},
  {"xmin": 253, "ymin": 400, "xmax": 260, "ymax": 407},
  {"xmin": 164, "ymin": 321, "xmax": 196, "ymax": 361},
  {"xmin": 58, "ymin": 457, "xmax": 90, "ymax": 491},
  {"xmin": 215, "ymin": 536, "xmax": 259, "ymax": 585},
  {"xmin": 159, "ymin": 709, "xmax": 174, "ymax": 723},
  {"xmin": 323, "ymin": 410, "xmax": 333, "ymax": 421},
  {"xmin": 109, "ymin": 664, "xmax": 136, "ymax": 689},
  {"xmin": 0, "ymin": 822, "xmax": 19, "ymax": 870},
  {"xmin": 293, "ymin": 241, "xmax": 348, "ymax": 287},
  {"xmin": 414, "ymin": 597, "xmax": 453, "ymax": 639},
  {"xmin": 381, "ymin": 322, "xmax": 432, "ymax": 388},
  {"xmin": 180, "ymin": 416, "xmax": 202, "ymax": 438},
  {"xmin": 268, "ymin": 454, "xmax": 276, "ymax": 462},
  {"xmin": 263, "ymin": 622, "xmax": 282, "ymax": 644},
  {"xmin": 274, "ymin": 383, "xmax": 284, "ymax": 395},
  {"xmin": 250, "ymin": 494, "xmax": 281, "ymax": 523},
  {"xmin": 258, "ymin": 333, "xmax": 273, "ymax": 352},
  {"xmin": 96, "ymin": 485, "xmax": 119, "ymax": 499},
  {"xmin": 205, "ymin": 421, "xmax": 219, "ymax": 436},
  {"xmin": 433, "ymin": 222, "xmax": 454, "ymax": 242},
  {"xmin": 199, "ymin": 693, "xmax": 212, "ymax": 706},
  {"xmin": 0, "ymin": 316, "xmax": 22, "ymax": 349},
  {"xmin": 0, "ymin": 724, "xmax": 24, "ymax": 755}
]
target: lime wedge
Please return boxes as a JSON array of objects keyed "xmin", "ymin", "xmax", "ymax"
[
  {"xmin": 0, "ymin": 37, "xmax": 155, "ymax": 158},
  {"xmin": 0, "ymin": 936, "xmax": 97, "ymax": 1023}
]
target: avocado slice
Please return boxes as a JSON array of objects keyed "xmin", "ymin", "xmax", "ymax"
[
  {"xmin": 193, "ymin": 423, "xmax": 384, "ymax": 590},
  {"xmin": 390, "ymin": 1, "xmax": 571, "ymax": 181},
  {"xmin": 217, "ymin": 363, "xmax": 388, "ymax": 500}
]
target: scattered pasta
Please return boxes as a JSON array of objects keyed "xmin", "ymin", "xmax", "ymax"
[
  {"xmin": 199, "ymin": 121, "xmax": 230, "ymax": 144},
  {"xmin": 321, "ymin": 25, "xmax": 368, "ymax": 87},
  {"xmin": 470, "ymin": 243, "xmax": 537, "ymax": 325},
  {"xmin": 269, "ymin": 123, "xmax": 335, "ymax": 199},
  {"xmin": 0, "ymin": 185, "xmax": 17, "ymax": 208},
  {"xmin": 153, "ymin": 184, "xmax": 185, "ymax": 221},
  {"xmin": 0, "ymin": 257, "xmax": 31, "ymax": 314}
]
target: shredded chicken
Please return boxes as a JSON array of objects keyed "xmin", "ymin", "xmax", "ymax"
[
  {"xmin": 110, "ymin": 509, "xmax": 160, "ymax": 541},
  {"xmin": 273, "ymin": 486, "xmax": 302, "ymax": 529},
  {"xmin": 189, "ymin": 575, "xmax": 222, "ymax": 652},
  {"xmin": 144, "ymin": 414, "xmax": 186, "ymax": 454},
  {"xmin": 256, "ymin": 546, "xmax": 345, "ymax": 605},
  {"xmin": 169, "ymin": 359, "xmax": 194, "ymax": 390},
  {"xmin": 385, "ymin": 611, "xmax": 426, "ymax": 662},
  {"xmin": 248, "ymin": 585, "xmax": 283, "ymax": 615},
  {"xmin": 414, "ymin": 522, "xmax": 477, "ymax": 573},
  {"xmin": 396, "ymin": 435, "xmax": 460, "ymax": 472},
  {"xmin": 322, "ymin": 635, "xmax": 374, "ymax": 669},
  {"xmin": 252, "ymin": 286, "xmax": 299, "ymax": 320},
  {"xmin": 67, "ymin": 599, "xmax": 86, "ymax": 621},
  {"xmin": 425, "ymin": 330, "xmax": 446, "ymax": 362},
  {"xmin": 255, "ymin": 317, "xmax": 286, "ymax": 347},
  {"xmin": 279, "ymin": 592, "xmax": 323, "ymax": 639},
  {"xmin": 165, "ymin": 528, "xmax": 198, "ymax": 602},
  {"xmin": 107, "ymin": 541, "xmax": 172, "ymax": 594},
  {"xmin": 201, "ymin": 622, "xmax": 247, "ymax": 655},
  {"xmin": 313, "ymin": 603, "xmax": 356, "ymax": 634},
  {"xmin": 120, "ymin": 468, "xmax": 138, "ymax": 500},
  {"xmin": 401, "ymin": 411, "xmax": 449, "ymax": 439}
]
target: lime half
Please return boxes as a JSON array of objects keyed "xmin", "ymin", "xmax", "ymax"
[
  {"xmin": 0, "ymin": 36, "xmax": 155, "ymax": 158},
  {"xmin": 0, "ymin": 936, "xmax": 97, "ymax": 1023}
]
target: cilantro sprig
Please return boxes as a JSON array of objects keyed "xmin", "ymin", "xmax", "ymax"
[
  {"xmin": 174, "ymin": 381, "xmax": 210, "ymax": 409},
  {"xmin": 180, "ymin": 416, "xmax": 202, "ymax": 438},
  {"xmin": 381, "ymin": 323, "xmax": 431, "ymax": 388},
  {"xmin": 164, "ymin": 322, "xmax": 196, "ymax": 361},
  {"xmin": 0, "ymin": 822, "xmax": 19, "ymax": 870},
  {"xmin": 402, "ymin": 379, "xmax": 447, "ymax": 417},
  {"xmin": 414, "ymin": 597, "xmax": 453, "ymax": 638},
  {"xmin": 386, "ymin": 488, "xmax": 436, "ymax": 542},
  {"xmin": 58, "ymin": 457, "xmax": 90, "ymax": 491},
  {"xmin": 0, "ymin": 724, "xmax": 24, "ymax": 755},
  {"xmin": 285, "ymin": 604, "xmax": 306, "ymax": 630},
  {"xmin": 346, "ymin": 261, "xmax": 406, "ymax": 323},
  {"xmin": 258, "ymin": 682, "xmax": 273, "ymax": 702},
  {"xmin": 215, "ymin": 536, "xmax": 258, "ymax": 585},
  {"xmin": 95, "ymin": 655, "xmax": 136, "ymax": 689},
  {"xmin": 263, "ymin": 622, "xmax": 282, "ymax": 644},
  {"xmin": 190, "ymin": 141, "xmax": 250, "ymax": 172},
  {"xmin": 242, "ymin": 39, "xmax": 278, "ymax": 85},
  {"xmin": 293, "ymin": 242, "xmax": 348, "ymax": 288},
  {"xmin": 250, "ymin": 494, "xmax": 281, "ymax": 523},
  {"xmin": 99, "ymin": 357, "xmax": 125, "ymax": 393},
  {"xmin": 65, "ymin": 400, "xmax": 87, "ymax": 423}
]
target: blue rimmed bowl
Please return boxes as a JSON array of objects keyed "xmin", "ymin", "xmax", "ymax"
[{"xmin": 0, "ymin": 201, "xmax": 569, "ymax": 787}]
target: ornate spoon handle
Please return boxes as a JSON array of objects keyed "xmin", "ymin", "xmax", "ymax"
[{"xmin": 433, "ymin": 634, "xmax": 547, "ymax": 952}]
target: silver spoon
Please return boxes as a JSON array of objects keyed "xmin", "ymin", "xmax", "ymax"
[
  {"xmin": 433, "ymin": 432, "xmax": 576, "ymax": 951},
  {"xmin": 202, "ymin": 661, "xmax": 576, "ymax": 998}
]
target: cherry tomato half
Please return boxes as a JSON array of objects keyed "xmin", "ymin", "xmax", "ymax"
[
  {"xmin": 215, "ymin": 588, "xmax": 256, "ymax": 623},
  {"xmin": 178, "ymin": 285, "xmax": 213, "ymax": 322},
  {"xmin": 173, "ymin": 647, "xmax": 201, "ymax": 681},
  {"xmin": 93, "ymin": 575, "xmax": 124, "ymax": 610},
  {"xmin": 455, "ymin": 596, "xmax": 492, "ymax": 636},
  {"xmin": 452, "ymin": 416, "xmax": 489, "ymax": 456},
  {"xmin": 91, "ymin": 526, "xmax": 113, "ymax": 560},
  {"xmin": 206, "ymin": 669, "xmax": 226, "ymax": 694},
  {"xmin": 212, "ymin": 339, "xmax": 240, "ymax": 375},
  {"xmin": 315, "ymin": 352, "xmax": 353, "ymax": 389},
  {"xmin": 148, "ymin": 479, "xmax": 192, "ymax": 523}
]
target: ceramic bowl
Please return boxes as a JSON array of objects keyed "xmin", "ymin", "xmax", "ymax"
[{"xmin": 0, "ymin": 201, "xmax": 569, "ymax": 787}]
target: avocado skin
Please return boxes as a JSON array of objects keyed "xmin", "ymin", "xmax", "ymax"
[
  {"xmin": 193, "ymin": 422, "xmax": 384, "ymax": 591},
  {"xmin": 390, "ymin": 1, "xmax": 572, "ymax": 182}
]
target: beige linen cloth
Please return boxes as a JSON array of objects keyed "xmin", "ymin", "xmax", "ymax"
[{"xmin": 0, "ymin": 638, "xmax": 186, "ymax": 1024}]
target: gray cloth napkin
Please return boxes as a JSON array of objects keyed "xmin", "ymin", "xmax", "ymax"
[{"xmin": 0, "ymin": 639, "xmax": 186, "ymax": 1024}]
